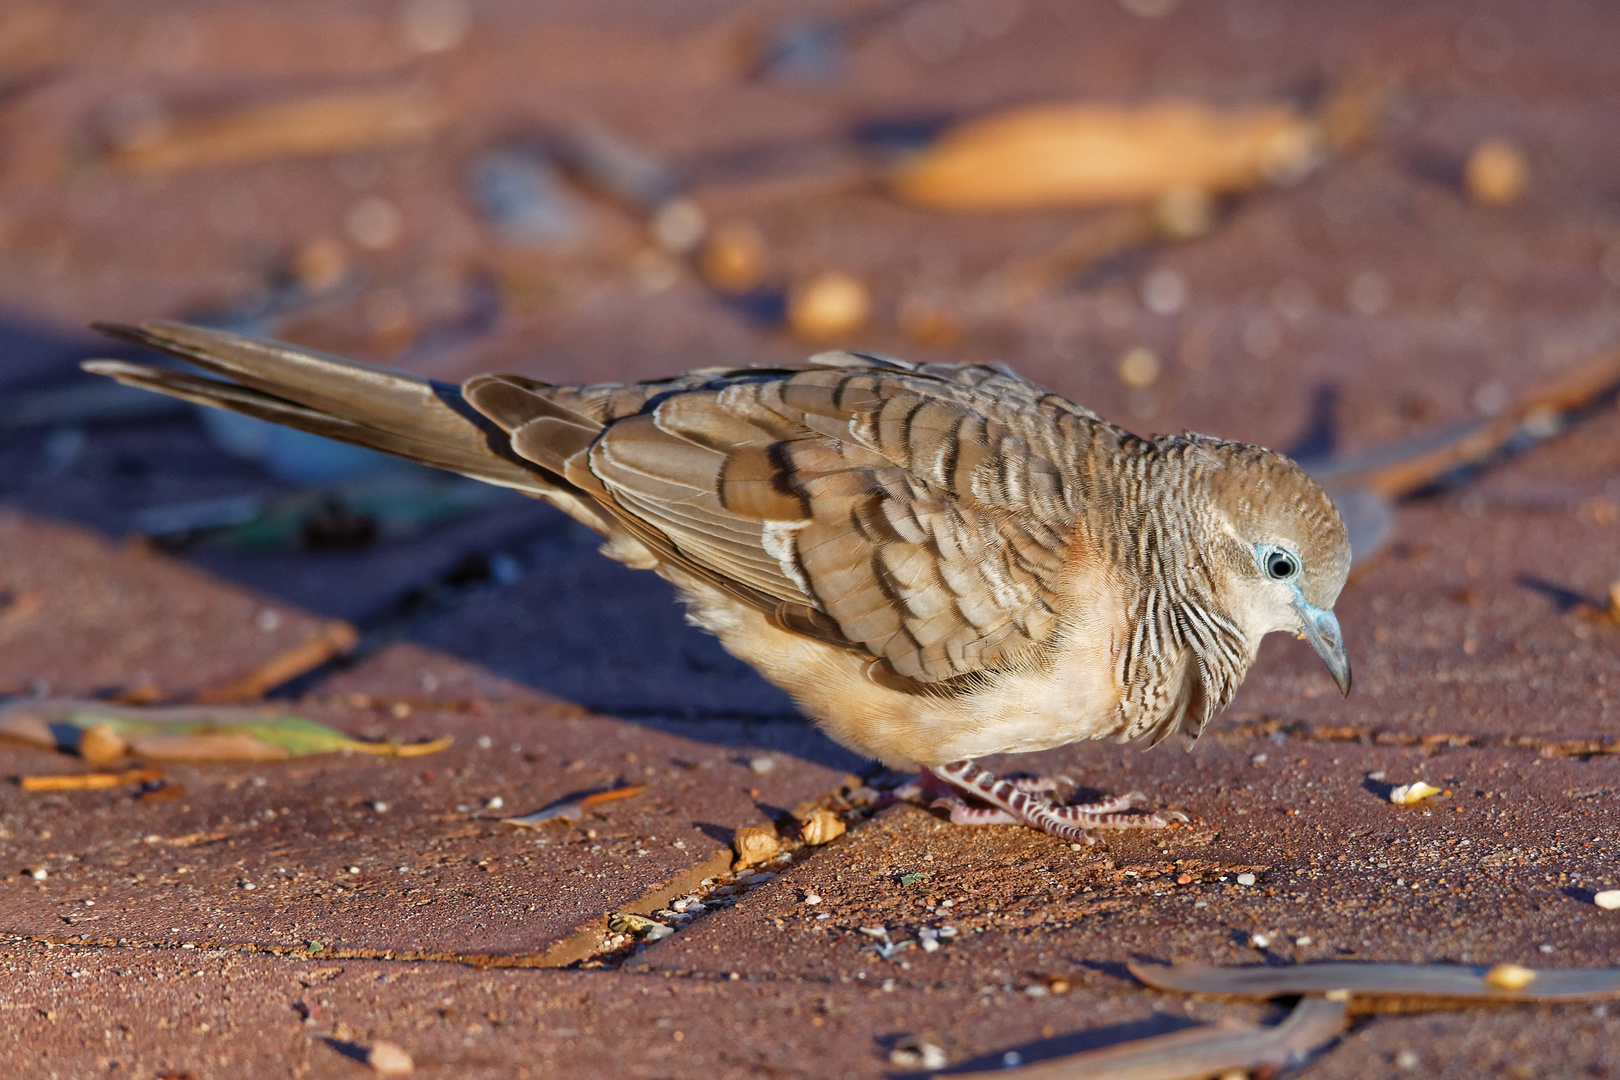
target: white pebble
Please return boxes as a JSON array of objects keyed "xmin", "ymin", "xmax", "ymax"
[
  {"xmin": 803, "ymin": 893, "xmax": 822, "ymax": 905},
  {"xmin": 28, "ymin": 868, "xmax": 47, "ymax": 881},
  {"xmin": 748, "ymin": 756, "xmax": 776, "ymax": 774},
  {"xmin": 921, "ymin": 937, "xmax": 940, "ymax": 952},
  {"xmin": 1236, "ymin": 873, "xmax": 1257, "ymax": 887},
  {"xmin": 486, "ymin": 796, "xmax": 503, "ymax": 810},
  {"xmin": 1594, "ymin": 890, "xmax": 1620, "ymax": 910}
]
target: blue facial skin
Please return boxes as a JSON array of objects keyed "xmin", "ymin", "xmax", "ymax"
[{"xmin": 1256, "ymin": 543, "xmax": 1352, "ymax": 696}]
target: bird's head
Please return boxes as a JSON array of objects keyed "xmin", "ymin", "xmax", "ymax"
[{"xmin": 1184, "ymin": 437, "xmax": 1353, "ymax": 695}]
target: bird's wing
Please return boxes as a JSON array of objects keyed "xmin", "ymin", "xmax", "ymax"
[{"xmin": 466, "ymin": 352, "xmax": 1106, "ymax": 684}]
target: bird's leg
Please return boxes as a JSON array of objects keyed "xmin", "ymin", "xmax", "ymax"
[{"xmin": 927, "ymin": 760, "xmax": 1185, "ymax": 844}]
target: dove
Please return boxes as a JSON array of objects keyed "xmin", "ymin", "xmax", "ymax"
[{"xmin": 86, "ymin": 322, "xmax": 1350, "ymax": 842}]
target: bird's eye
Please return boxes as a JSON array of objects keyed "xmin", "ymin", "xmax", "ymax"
[{"xmin": 1264, "ymin": 550, "xmax": 1299, "ymax": 580}]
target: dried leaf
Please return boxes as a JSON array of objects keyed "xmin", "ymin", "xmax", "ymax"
[
  {"xmin": 1128, "ymin": 961, "xmax": 1620, "ymax": 1003},
  {"xmin": 503, "ymin": 785, "xmax": 646, "ymax": 827},
  {"xmin": 951, "ymin": 995, "xmax": 1346, "ymax": 1080},
  {"xmin": 105, "ymin": 87, "xmax": 447, "ymax": 174},
  {"xmin": 799, "ymin": 808, "xmax": 846, "ymax": 846},
  {"xmin": 0, "ymin": 700, "xmax": 449, "ymax": 761},
  {"xmin": 732, "ymin": 825, "xmax": 781, "ymax": 868},
  {"xmin": 891, "ymin": 101, "xmax": 1323, "ymax": 210}
]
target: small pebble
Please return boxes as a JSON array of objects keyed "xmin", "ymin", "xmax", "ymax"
[
  {"xmin": 787, "ymin": 271, "xmax": 870, "ymax": 341},
  {"xmin": 1465, "ymin": 139, "xmax": 1528, "ymax": 207},
  {"xmin": 1236, "ymin": 873, "xmax": 1257, "ymax": 887},
  {"xmin": 1484, "ymin": 963, "xmax": 1537, "ymax": 990},
  {"xmin": 1152, "ymin": 188, "xmax": 1215, "ymax": 239},
  {"xmin": 748, "ymin": 755, "xmax": 776, "ymax": 774},
  {"xmin": 1595, "ymin": 890, "xmax": 1620, "ymax": 910},
  {"xmin": 1116, "ymin": 346, "xmax": 1161, "ymax": 390},
  {"xmin": 292, "ymin": 238, "xmax": 347, "ymax": 293},
  {"xmin": 485, "ymin": 796, "xmax": 503, "ymax": 810},
  {"xmin": 372, "ymin": 801, "xmax": 389, "ymax": 813},
  {"xmin": 700, "ymin": 221, "xmax": 767, "ymax": 292},
  {"xmin": 345, "ymin": 196, "xmax": 403, "ymax": 251},
  {"xmin": 28, "ymin": 868, "xmax": 47, "ymax": 881},
  {"xmin": 889, "ymin": 1038, "xmax": 947, "ymax": 1070},
  {"xmin": 1140, "ymin": 268, "xmax": 1187, "ymax": 315},
  {"xmin": 366, "ymin": 1040, "xmax": 414, "ymax": 1075},
  {"xmin": 803, "ymin": 893, "xmax": 822, "ymax": 905},
  {"xmin": 651, "ymin": 197, "xmax": 706, "ymax": 254}
]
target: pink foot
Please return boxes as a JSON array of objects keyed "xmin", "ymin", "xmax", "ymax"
[{"xmin": 919, "ymin": 761, "xmax": 1187, "ymax": 843}]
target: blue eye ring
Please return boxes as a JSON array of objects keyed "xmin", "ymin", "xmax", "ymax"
[{"xmin": 1260, "ymin": 546, "xmax": 1299, "ymax": 581}]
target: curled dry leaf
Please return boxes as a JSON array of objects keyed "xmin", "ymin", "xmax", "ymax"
[
  {"xmin": 951, "ymin": 995, "xmax": 1346, "ymax": 1080},
  {"xmin": 1128, "ymin": 961, "xmax": 1620, "ymax": 1004},
  {"xmin": 799, "ymin": 808, "xmax": 847, "ymax": 846},
  {"xmin": 891, "ymin": 101, "xmax": 1323, "ymax": 210},
  {"xmin": 732, "ymin": 825, "xmax": 781, "ymax": 868}
]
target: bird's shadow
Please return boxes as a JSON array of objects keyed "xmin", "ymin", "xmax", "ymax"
[{"xmin": 896, "ymin": 1013, "xmax": 1203, "ymax": 1077}]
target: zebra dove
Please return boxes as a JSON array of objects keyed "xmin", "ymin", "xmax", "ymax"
[{"xmin": 86, "ymin": 322, "xmax": 1351, "ymax": 842}]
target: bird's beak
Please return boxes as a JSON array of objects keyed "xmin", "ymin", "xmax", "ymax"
[{"xmin": 1295, "ymin": 600, "xmax": 1351, "ymax": 695}]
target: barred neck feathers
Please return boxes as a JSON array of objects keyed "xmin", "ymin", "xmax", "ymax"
[{"xmin": 1101, "ymin": 435, "xmax": 1262, "ymax": 743}]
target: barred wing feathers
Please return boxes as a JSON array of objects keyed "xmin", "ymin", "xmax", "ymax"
[{"xmin": 466, "ymin": 352, "xmax": 1108, "ymax": 685}]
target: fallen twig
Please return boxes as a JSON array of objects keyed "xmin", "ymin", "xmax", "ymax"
[
  {"xmin": 1128, "ymin": 960, "xmax": 1620, "ymax": 1006},
  {"xmin": 953, "ymin": 995, "xmax": 1347, "ymax": 1080},
  {"xmin": 192, "ymin": 622, "xmax": 358, "ymax": 703},
  {"xmin": 19, "ymin": 769, "xmax": 161, "ymax": 792}
]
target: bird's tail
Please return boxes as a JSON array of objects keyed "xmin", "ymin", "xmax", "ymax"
[{"xmin": 85, "ymin": 321, "xmax": 553, "ymax": 496}]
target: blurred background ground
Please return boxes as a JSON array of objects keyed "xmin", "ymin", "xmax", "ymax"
[{"xmin": 0, "ymin": 1, "xmax": 1618, "ymax": 1077}]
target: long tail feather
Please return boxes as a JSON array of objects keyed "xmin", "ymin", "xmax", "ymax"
[{"xmin": 84, "ymin": 321, "xmax": 551, "ymax": 495}]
